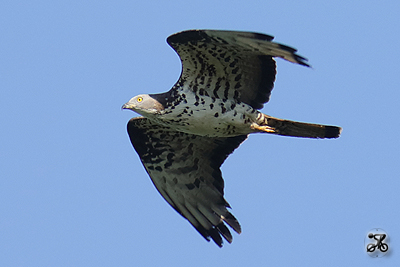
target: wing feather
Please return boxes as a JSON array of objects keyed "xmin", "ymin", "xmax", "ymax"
[
  {"xmin": 127, "ymin": 117, "xmax": 247, "ymax": 247},
  {"xmin": 167, "ymin": 29, "xmax": 310, "ymax": 109}
]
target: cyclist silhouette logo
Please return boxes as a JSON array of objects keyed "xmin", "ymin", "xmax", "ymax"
[{"xmin": 365, "ymin": 229, "xmax": 389, "ymax": 257}]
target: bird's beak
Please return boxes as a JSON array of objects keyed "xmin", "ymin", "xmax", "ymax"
[{"xmin": 121, "ymin": 102, "xmax": 133, "ymax": 110}]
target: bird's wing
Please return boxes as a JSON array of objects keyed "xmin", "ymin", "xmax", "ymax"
[
  {"xmin": 127, "ymin": 117, "xmax": 247, "ymax": 247},
  {"xmin": 167, "ymin": 29, "xmax": 310, "ymax": 109}
]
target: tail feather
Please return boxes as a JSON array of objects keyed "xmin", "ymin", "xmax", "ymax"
[{"xmin": 257, "ymin": 114, "xmax": 341, "ymax": 139}]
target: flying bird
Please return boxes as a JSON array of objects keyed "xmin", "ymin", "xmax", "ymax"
[{"xmin": 122, "ymin": 29, "xmax": 341, "ymax": 247}]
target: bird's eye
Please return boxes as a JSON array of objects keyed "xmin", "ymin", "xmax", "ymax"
[{"xmin": 137, "ymin": 97, "xmax": 143, "ymax": 103}]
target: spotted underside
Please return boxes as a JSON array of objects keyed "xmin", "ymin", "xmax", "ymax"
[{"xmin": 128, "ymin": 117, "xmax": 247, "ymax": 246}]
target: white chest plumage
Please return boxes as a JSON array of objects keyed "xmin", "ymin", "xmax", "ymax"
[{"xmin": 155, "ymin": 89, "xmax": 258, "ymax": 137}]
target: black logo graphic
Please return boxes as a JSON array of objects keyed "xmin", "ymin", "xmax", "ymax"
[{"xmin": 365, "ymin": 228, "xmax": 389, "ymax": 257}]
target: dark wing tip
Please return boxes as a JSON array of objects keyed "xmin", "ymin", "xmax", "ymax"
[
  {"xmin": 193, "ymin": 224, "xmax": 224, "ymax": 247},
  {"xmin": 277, "ymin": 43, "xmax": 310, "ymax": 67},
  {"xmin": 324, "ymin": 126, "xmax": 342, "ymax": 138},
  {"xmin": 195, "ymin": 221, "xmax": 237, "ymax": 247},
  {"xmin": 294, "ymin": 55, "xmax": 310, "ymax": 68},
  {"xmin": 223, "ymin": 212, "xmax": 242, "ymax": 234},
  {"xmin": 216, "ymin": 223, "xmax": 233, "ymax": 244}
]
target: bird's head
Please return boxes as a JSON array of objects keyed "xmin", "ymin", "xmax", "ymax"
[{"xmin": 122, "ymin": 94, "xmax": 165, "ymax": 117}]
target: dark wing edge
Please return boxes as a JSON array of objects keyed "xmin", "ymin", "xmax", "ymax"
[
  {"xmin": 127, "ymin": 117, "xmax": 248, "ymax": 247},
  {"xmin": 167, "ymin": 29, "xmax": 310, "ymax": 66},
  {"xmin": 166, "ymin": 29, "xmax": 310, "ymax": 110}
]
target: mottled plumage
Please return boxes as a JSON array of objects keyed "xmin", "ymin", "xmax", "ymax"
[{"xmin": 122, "ymin": 29, "xmax": 341, "ymax": 247}]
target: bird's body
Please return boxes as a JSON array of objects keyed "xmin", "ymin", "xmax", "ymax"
[
  {"xmin": 136, "ymin": 91, "xmax": 258, "ymax": 137},
  {"xmin": 122, "ymin": 29, "xmax": 341, "ymax": 247}
]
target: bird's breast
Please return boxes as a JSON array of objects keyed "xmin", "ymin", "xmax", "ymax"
[{"xmin": 155, "ymin": 97, "xmax": 258, "ymax": 137}]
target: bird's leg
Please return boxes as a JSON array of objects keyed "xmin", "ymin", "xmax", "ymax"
[
  {"xmin": 252, "ymin": 112, "xmax": 341, "ymax": 138},
  {"xmin": 250, "ymin": 123, "xmax": 277, "ymax": 134}
]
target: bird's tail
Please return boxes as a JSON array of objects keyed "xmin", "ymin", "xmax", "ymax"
[{"xmin": 252, "ymin": 113, "xmax": 341, "ymax": 139}]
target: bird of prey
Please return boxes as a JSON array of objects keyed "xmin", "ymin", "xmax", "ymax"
[{"xmin": 122, "ymin": 29, "xmax": 341, "ymax": 247}]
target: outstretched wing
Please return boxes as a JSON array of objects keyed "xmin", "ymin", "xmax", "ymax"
[
  {"xmin": 167, "ymin": 29, "xmax": 310, "ymax": 109},
  {"xmin": 127, "ymin": 117, "xmax": 247, "ymax": 247}
]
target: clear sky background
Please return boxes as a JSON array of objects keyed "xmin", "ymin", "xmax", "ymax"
[{"xmin": 1, "ymin": 1, "xmax": 399, "ymax": 266}]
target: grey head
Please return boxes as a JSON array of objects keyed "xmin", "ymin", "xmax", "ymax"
[{"xmin": 122, "ymin": 94, "xmax": 165, "ymax": 117}]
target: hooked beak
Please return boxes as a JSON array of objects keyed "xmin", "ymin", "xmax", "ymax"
[{"xmin": 121, "ymin": 102, "xmax": 133, "ymax": 110}]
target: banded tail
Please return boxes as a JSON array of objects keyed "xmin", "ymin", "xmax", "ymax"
[{"xmin": 253, "ymin": 113, "xmax": 341, "ymax": 139}]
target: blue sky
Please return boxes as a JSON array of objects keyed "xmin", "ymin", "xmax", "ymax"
[{"xmin": 1, "ymin": 1, "xmax": 399, "ymax": 266}]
